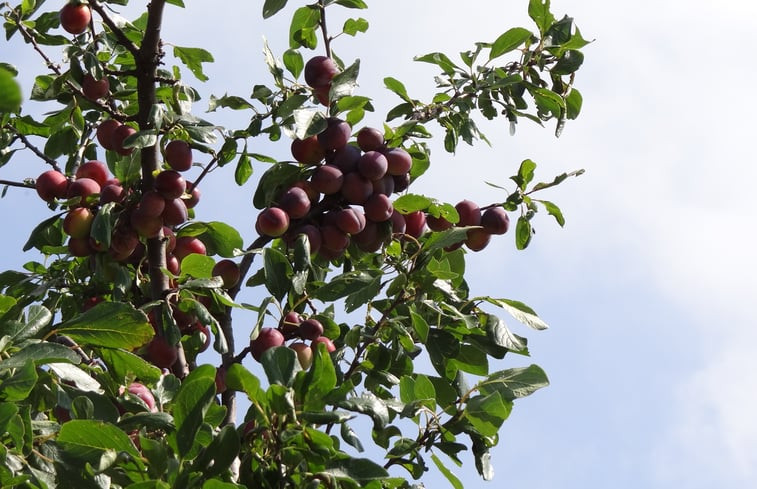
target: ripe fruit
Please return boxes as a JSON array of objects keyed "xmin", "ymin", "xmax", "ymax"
[
  {"xmin": 66, "ymin": 178, "xmax": 101, "ymax": 207},
  {"xmin": 384, "ymin": 148, "xmax": 413, "ymax": 176},
  {"xmin": 256, "ymin": 207, "xmax": 290, "ymax": 237},
  {"xmin": 328, "ymin": 144, "xmax": 361, "ymax": 173},
  {"xmin": 173, "ymin": 236, "xmax": 207, "ymax": 261},
  {"xmin": 35, "ymin": 170, "xmax": 68, "ymax": 202},
  {"xmin": 356, "ymin": 127, "xmax": 385, "ymax": 152},
  {"xmin": 299, "ymin": 318, "xmax": 324, "ymax": 341},
  {"xmin": 363, "ymin": 193, "xmax": 393, "ymax": 222},
  {"xmin": 126, "ymin": 382, "xmax": 157, "ymax": 412},
  {"xmin": 250, "ymin": 327, "xmax": 285, "ymax": 361},
  {"xmin": 280, "ymin": 311, "xmax": 302, "ymax": 336},
  {"xmin": 455, "ymin": 200, "xmax": 481, "ymax": 227},
  {"xmin": 82, "ymin": 74, "xmax": 109, "ymax": 101},
  {"xmin": 291, "ymin": 136, "xmax": 325, "ymax": 165},
  {"xmin": 304, "ymin": 56, "xmax": 339, "ymax": 88},
  {"xmin": 465, "ymin": 228, "xmax": 491, "ymax": 251},
  {"xmin": 357, "ymin": 151, "xmax": 388, "ymax": 181},
  {"xmin": 154, "ymin": 170, "xmax": 186, "ymax": 200},
  {"xmin": 139, "ymin": 191, "xmax": 166, "ymax": 217},
  {"xmin": 310, "ymin": 164, "xmax": 343, "ymax": 195},
  {"xmin": 426, "ymin": 213, "xmax": 453, "ymax": 231},
  {"xmin": 161, "ymin": 198, "xmax": 188, "ymax": 226},
  {"xmin": 75, "ymin": 160, "xmax": 109, "ymax": 187},
  {"xmin": 319, "ymin": 225, "xmax": 350, "ymax": 253},
  {"xmin": 130, "ymin": 207, "xmax": 163, "ymax": 238},
  {"xmin": 100, "ymin": 183, "xmax": 125, "ymax": 204},
  {"xmin": 341, "ymin": 171, "xmax": 373, "ymax": 204},
  {"xmin": 59, "ymin": 2, "xmax": 91, "ymax": 35},
  {"xmin": 290, "ymin": 224, "xmax": 321, "ymax": 254},
  {"xmin": 146, "ymin": 336, "xmax": 178, "ymax": 369},
  {"xmin": 481, "ymin": 207, "xmax": 510, "ymax": 235},
  {"xmin": 165, "ymin": 140, "xmax": 193, "ymax": 171},
  {"xmin": 212, "ymin": 259, "xmax": 240, "ymax": 288},
  {"xmin": 96, "ymin": 120, "xmax": 121, "ymax": 151},
  {"xmin": 278, "ymin": 186, "xmax": 311, "ymax": 219},
  {"xmin": 312, "ymin": 336, "xmax": 336, "ymax": 353},
  {"xmin": 392, "ymin": 173, "xmax": 410, "ymax": 192},
  {"xmin": 63, "ymin": 208, "xmax": 94, "ymax": 239},
  {"xmin": 335, "ymin": 207, "xmax": 366, "ymax": 235},
  {"xmin": 68, "ymin": 236, "xmax": 92, "ymax": 257},
  {"xmin": 317, "ymin": 118, "xmax": 351, "ymax": 152},
  {"xmin": 403, "ymin": 211, "xmax": 427, "ymax": 238},
  {"xmin": 290, "ymin": 342, "xmax": 313, "ymax": 369},
  {"xmin": 184, "ymin": 183, "xmax": 201, "ymax": 208},
  {"xmin": 112, "ymin": 124, "xmax": 137, "ymax": 156}
]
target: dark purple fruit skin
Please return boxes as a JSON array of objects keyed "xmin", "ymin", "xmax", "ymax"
[
  {"xmin": 455, "ymin": 200, "xmax": 481, "ymax": 227},
  {"xmin": 304, "ymin": 56, "xmax": 339, "ymax": 88},
  {"xmin": 291, "ymin": 136, "xmax": 325, "ymax": 165},
  {"xmin": 278, "ymin": 186, "xmax": 311, "ymax": 219},
  {"xmin": 165, "ymin": 140, "xmax": 193, "ymax": 171},
  {"xmin": 341, "ymin": 172, "xmax": 373, "ymax": 205},
  {"xmin": 327, "ymin": 144, "xmax": 361, "ymax": 173},
  {"xmin": 357, "ymin": 151, "xmax": 388, "ymax": 181},
  {"xmin": 318, "ymin": 118, "xmax": 351, "ymax": 152},
  {"xmin": 356, "ymin": 127, "xmax": 385, "ymax": 152},
  {"xmin": 310, "ymin": 164, "xmax": 344, "ymax": 195},
  {"xmin": 384, "ymin": 148, "xmax": 413, "ymax": 176},
  {"xmin": 154, "ymin": 170, "xmax": 187, "ymax": 200},
  {"xmin": 299, "ymin": 318, "xmax": 324, "ymax": 341},
  {"xmin": 363, "ymin": 193, "xmax": 394, "ymax": 222},
  {"xmin": 481, "ymin": 207, "xmax": 510, "ymax": 235}
]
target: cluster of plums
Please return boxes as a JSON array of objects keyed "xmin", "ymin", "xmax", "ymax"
[
  {"xmin": 249, "ymin": 311, "xmax": 335, "ymax": 369},
  {"xmin": 254, "ymin": 56, "xmax": 512, "ymax": 256}
]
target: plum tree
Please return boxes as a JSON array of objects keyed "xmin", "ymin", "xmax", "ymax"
[{"xmin": 0, "ymin": 0, "xmax": 588, "ymax": 487}]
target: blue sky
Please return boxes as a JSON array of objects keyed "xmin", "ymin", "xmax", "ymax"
[{"xmin": 2, "ymin": 0, "xmax": 757, "ymax": 487}]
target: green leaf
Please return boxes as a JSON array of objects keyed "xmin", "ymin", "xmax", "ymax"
[
  {"xmin": 0, "ymin": 66, "xmax": 22, "ymax": 113},
  {"xmin": 224, "ymin": 363, "xmax": 263, "ymax": 400},
  {"xmin": 484, "ymin": 314, "xmax": 527, "ymax": 352},
  {"xmin": 528, "ymin": 0, "xmax": 555, "ymax": 35},
  {"xmin": 330, "ymin": 59, "xmax": 360, "ymax": 100},
  {"xmin": 565, "ymin": 87, "xmax": 583, "ymax": 120},
  {"xmin": 303, "ymin": 342, "xmax": 337, "ymax": 411},
  {"xmin": 323, "ymin": 457, "xmax": 389, "ymax": 484},
  {"xmin": 343, "ymin": 17, "xmax": 369, "ymax": 36},
  {"xmin": 312, "ymin": 271, "xmax": 375, "ymax": 302},
  {"xmin": 0, "ymin": 342, "xmax": 80, "ymax": 369},
  {"xmin": 552, "ymin": 49, "xmax": 584, "ymax": 75},
  {"xmin": 23, "ymin": 214, "xmax": 65, "ymax": 252},
  {"xmin": 58, "ymin": 419, "xmax": 141, "ymax": 462},
  {"xmin": 384, "ymin": 77, "xmax": 411, "ymax": 103},
  {"xmin": 57, "ymin": 302, "xmax": 154, "ymax": 349},
  {"xmin": 197, "ymin": 425, "xmax": 240, "ymax": 477},
  {"xmin": 171, "ymin": 365, "xmax": 217, "ymax": 457},
  {"xmin": 263, "ymin": 0, "xmax": 288, "ymax": 18},
  {"xmin": 180, "ymin": 253, "xmax": 215, "ymax": 279},
  {"xmin": 478, "ymin": 364, "xmax": 549, "ymax": 401},
  {"xmin": 334, "ymin": 0, "xmax": 368, "ymax": 7},
  {"xmin": 14, "ymin": 304, "xmax": 53, "ymax": 341},
  {"xmin": 515, "ymin": 216, "xmax": 532, "ymax": 250},
  {"xmin": 263, "ymin": 247, "xmax": 293, "ymax": 301},
  {"xmin": 489, "ymin": 27, "xmax": 532, "ymax": 60},
  {"xmin": 487, "ymin": 298, "xmax": 548, "ymax": 330},
  {"xmin": 261, "ymin": 346, "xmax": 300, "ymax": 387},
  {"xmin": 173, "ymin": 46, "xmax": 214, "ymax": 82},
  {"xmin": 464, "ymin": 391, "xmax": 512, "ymax": 436},
  {"xmin": 431, "ymin": 453, "xmax": 464, "ymax": 489},
  {"xmin": 235, "ymin": 152, "xmax": 253, "ymax": 185},
  {"xmin": 392, "ymin": 193, "xmax": 432, "ymax": 213},
  {"xmin": 0, "ymin": 360, "xmax": 37, "ymax": 401},
  {"xmin": 288, "ymin": 6, "xmax": 320, "ymax": 49},
  {"xmin": 337, "ymin": 392, "xmax": 389, "ymax": 429},
  {"xmin": 414, "ymin": 52, "xmax": 459, "ymax": 75},
  {"xmin": 282, "ymin": 49, "xmax": 304, "ymax": 78},
  {"xmin": 98, "ymin": 348, "xmax": 162, "ymax": 384},
  {"xmin": 538, "ymin": 199, "xmax": 565, "ymax": 226}
]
